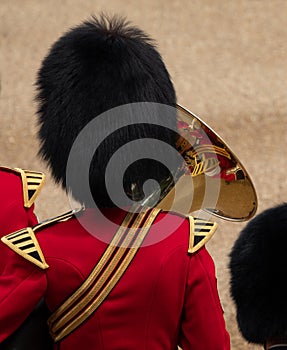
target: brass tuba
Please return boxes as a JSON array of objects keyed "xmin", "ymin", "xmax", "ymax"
[{"xmin": 154, "ymin": 104, "xmax": 257, "ymax": 221}]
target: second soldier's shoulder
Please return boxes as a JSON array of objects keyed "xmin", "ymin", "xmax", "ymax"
[
  {"xmin": 0, "ymin": 165, "xmax": 45, "ymax": 208},
  {"xmin": 1, "ymin": 210, "xmax": 80, "ymax": 270}
]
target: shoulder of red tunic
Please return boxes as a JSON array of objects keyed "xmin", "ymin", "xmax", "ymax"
[
  {"xmin": 1, "ymin": 210, "xmax": 77, "ymax": 270},
  {"xmin": 0, "ymin": 165, "xmax": 45, "ymax": 208},
  {"xmin": 155, "ymin": 209, "xmax": 218, "ymax": 254}
]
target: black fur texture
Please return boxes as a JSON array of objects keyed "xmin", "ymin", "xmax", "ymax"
[
  {"xmin": 35, "ymin": 14, "xmax": 179, "ymax": 207},
  {"xmin": 229, "ymin": 203, "xmax": 287, "ymax": 344}
]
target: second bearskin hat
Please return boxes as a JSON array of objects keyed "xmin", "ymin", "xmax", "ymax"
[{"xmin": 229, "ymin": 202, "xmax": 287, "ymax": 344}]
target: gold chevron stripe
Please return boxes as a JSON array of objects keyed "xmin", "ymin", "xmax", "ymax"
[
  {"xmin": 1, "ymin": 227, "xmax": 49, "ymax": 269},
  {"xmin": 14, "ymin": 168, "xmax": 45, "ymax": 208},
  {"xmin": 49, "ymin": 207, "xmax": 161, "ymax": 342},
  {"xmin": 188, "ymin": 217, "xmax": 217, "ymax": 253},
  {"xmin": 16, "ymin": 241, "xmax": 35, "ymax": 248},
  {"xmin": 25, "ymin": 247, "xmax": 38, "ymax": 254},
  {"xmin": 8, "ymin": 233, "xmax": 30, "ymax": 242}
]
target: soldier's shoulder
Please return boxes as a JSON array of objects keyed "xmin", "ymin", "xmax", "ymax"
[
  {"xmin": 0, "ymin": 165, "xmax": 21, "ymax": 181},
  {"xmin": 0, "ymin": 166, "xmax": 45, "ymax": 207},
  {"xmin": 160, "ymin": 210, "xmax": 218, "ymax": 254},
  {"xmin": 1, "ymin": 210, "xmax": 79, "ymax": 269}
]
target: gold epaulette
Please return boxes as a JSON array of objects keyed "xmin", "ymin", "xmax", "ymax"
[
  {"xmin": 0, "ymin": 166, "xmax": 45, "ymax": 208},
  {"xmin": 188, "ymin": 216, "xmax": 217, "ymax": 253},
  {"xmin": 1, "ymin": 227, "xmax": 49, "ymax": 269},
  {"xmin": 14, "ymin": 168, "xmax": 45, "ymax": 208},
  {"xmin": 1, "ymin": 210, "xmax": 76, "ymax": 270}
]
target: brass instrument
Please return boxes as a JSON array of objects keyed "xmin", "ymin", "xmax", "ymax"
[{"xmin": 155, "ymin": 104, "xmax": 257, "ymax": 221}]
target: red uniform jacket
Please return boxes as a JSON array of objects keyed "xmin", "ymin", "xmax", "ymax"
[
  {"xmin": 0, "ymin": 208, "xmax": 230, "ymax": 350},
  {"xmin": 0, "ymin": 166, "xmax": 44, "ymax": 273}
]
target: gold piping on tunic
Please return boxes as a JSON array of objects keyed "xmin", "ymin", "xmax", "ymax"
[
  {"xmin": 48, "ymin": 209, "xmax": 137, "ymax": 324},
  {"xmin": 48, "ymin": 207, "xmax": 161, "ymax": 342}
]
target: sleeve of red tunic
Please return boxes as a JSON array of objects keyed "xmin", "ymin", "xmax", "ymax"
[
  {"xmin": 0, "ymin": 170, "xmax": 38, "ymax": 273},
  {"xmin": 179, "ymin": 246, "xmax": 230, "ymax": 350},
  {"xmin": 0, "ymin": 203, "xmax": 38, "ymax": 274},
  {"xmin": 0, "ymin": 168, "xmax": 38, "ymax": 236},
  {"xmin": 0, "ymin": 253, "xmax": 47, "ymax": 343}
]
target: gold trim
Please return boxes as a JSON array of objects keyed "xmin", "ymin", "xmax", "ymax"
[
  {"xmin": 188, "ymin": 216, "xmax": 195, "ymax": 252},
  {"xmin": 47, "ymin": 209, "xmax": 137, "ymax": 325},
  {"xmin": 9, "ymin": 233, "xmax": 30, "ymax": 242},
  {"xmin": 49, "ymin": 209, "xmax": 151, "ymax": 327},
  {"xmin": 1, "ymin": 227, "xmax": 49, "ymax": 269},
  {"xmin": 49, "ymin": 207, "xmax": 161, "ymax": 342},
  {"xmin": 14, "ymin": 168, "xmax": 45, "ymax": 208},
  {"xmin": 0, "ymin": 165, "xmax": 16, "ymax": 173},
  {"xmin": 188, "ymin": 217, "xmax": 217, "ymax": 254},
  {"xmin": 0, "ymin": 210, "xmax": 78, "ymax": 270}
]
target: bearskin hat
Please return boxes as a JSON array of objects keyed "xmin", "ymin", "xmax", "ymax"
[
  {"xmin": 229, "ymin": 202, "xmax": 287, "ymax": 344},
  {"xmin": 35, "ymin": 14, "xmax": 179, "ymax": 207}
]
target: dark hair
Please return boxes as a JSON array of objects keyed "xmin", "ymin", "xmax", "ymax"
[
  {"xmin": 35, "ymin": 14, "xmax": 179, "ymax": 207},
  {"xmin": 229, "ymin": 202, "xmax": 287, "ymax": 344}
]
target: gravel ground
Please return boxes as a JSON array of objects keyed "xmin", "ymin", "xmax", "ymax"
[{"xmin": 1, "ymin": 1, "xmax": 287, "ymax": 349}]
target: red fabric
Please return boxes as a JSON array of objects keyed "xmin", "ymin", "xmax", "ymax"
[
  {"xmin": 0, "ymin": 169, "xmax": 38, "ymax": 274},
  {"xmin": 0, "ymin": 208, "xmax": 230, "ymax": 349},
  {"xmin": 0, "ymin": 253, "xmax": 47, "ymax": 338}
]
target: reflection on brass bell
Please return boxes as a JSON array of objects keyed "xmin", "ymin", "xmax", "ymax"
[{"xmin": 156, "ymin": 104, "xmax": 258, "ymax": 222}]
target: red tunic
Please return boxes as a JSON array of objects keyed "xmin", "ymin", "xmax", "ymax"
[
  {"xmin": 0, "ymin": 208, "xmax": 230, "ymax": 350},
  {"xmin": 0, "ymin": 167, "xmax": 40, "ymax": 273}
]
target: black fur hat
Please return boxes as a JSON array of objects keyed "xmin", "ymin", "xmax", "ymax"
[
  {"xmin": 229, "ymin": 202, "xmax": 287, "ymax": 344},
  {"xmin": 35, "ymin": 14, "xmax": 179, "ymax": 207}
]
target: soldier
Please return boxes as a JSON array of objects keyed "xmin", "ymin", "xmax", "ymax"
[
  {"xmin": 0, "ymin": 166, "xmax": 45, "ymax": 273},
  {"xmin": 230, "ymin": 203, "xmax": 287, "ymax": 350},
  {"xmin": 0, "ymin": 15, "xmax": 230, "ymax": 349}
]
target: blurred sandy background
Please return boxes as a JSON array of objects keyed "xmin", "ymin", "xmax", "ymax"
[{"xmin": 1, "ymin": 1, "xmax": 287, "ymax": 349}]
